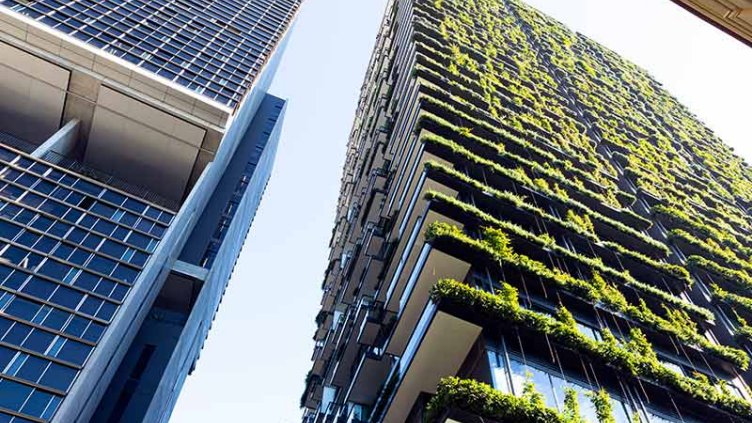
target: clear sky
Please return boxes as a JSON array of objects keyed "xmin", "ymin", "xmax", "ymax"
[{"xmin": 170, "ymin": 0, "xmax": 752, "ymax": 422}]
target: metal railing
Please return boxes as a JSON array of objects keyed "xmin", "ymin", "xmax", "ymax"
[
  {"xmin": 41, "ymin": 150, "xmax": 180, "ymax": 211},
  {"xmin": 0, "ymin": 131, "xmax": 37, "ymax": 154}
]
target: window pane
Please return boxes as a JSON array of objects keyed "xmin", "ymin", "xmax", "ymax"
[
  {"xmin": 509, "ymin": 357, "xmax": 527, "ymax": 396},
  {"xmin": 488, "ymin": 350, "xmax": 510, "ymax": 394},
  {"xmin": 528, "ymin": 366, "xmax": 557, "ymax": 409},
  {"xmin": 16, "ymin": 355, "xmax": 48, "ymax": 384},
  {"xmin": 40, "ymin": 362, "xmax": 76, "ymax": 392},
  {"xmin": 0, "ymin": 378, "xmax": 33, "ymax": 410},
  {"xmin": 569, "ymin": 383, "xmax": 599, "ymax": 423}
]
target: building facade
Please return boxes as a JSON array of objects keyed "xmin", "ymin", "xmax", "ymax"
[
  {"xmin": 301, "ymin": 0, "xmax": 752, "ymax": 422},
  {"xmin": 670, "ymin": 0, "xmax": 752, "ymax": 46},
  {"xmin": 0, "ymin": 0, "xmax": 300, "ymax": 422}
]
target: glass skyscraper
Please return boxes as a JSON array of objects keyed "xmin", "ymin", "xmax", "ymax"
[
  {"xmin": 0, "ymin": 0, "xmax": 300, "ymax": 421},
  {"xmin": 302, "ymin": 0, "xmax": 752, "ymax": 422}
]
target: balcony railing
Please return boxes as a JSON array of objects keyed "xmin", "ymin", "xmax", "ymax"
[
  {"xmin": 0, "ymin": 131, "xmax": 37, "ymax": 154},
  {"xmin": 41, "ymin": 150, "xmax": 180, "ymax": 211}
]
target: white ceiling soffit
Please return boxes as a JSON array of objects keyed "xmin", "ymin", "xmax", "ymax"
[
  {"xmin": 0, "ymin": 40, "xmax": 69, "ymax": 144},
  {"xmin": 86, "ymin": 86, "xmax": 206, "ymax": 202}
]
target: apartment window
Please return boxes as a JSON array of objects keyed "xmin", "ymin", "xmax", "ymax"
[
  {"xmin": 488, "ymin": 347, "xmax": 632, "ymax": 422},
  {"xmin": 320, "ymin": 385, "xmax": 338, "ymax": 415}
]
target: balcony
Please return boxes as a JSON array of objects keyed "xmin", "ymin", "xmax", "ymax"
[
  {"xmin": 379, "ymin": 169, "xmax": 460, "ymax": 312},
  {"xmin": 375, "ymin": 301, "xmax": 482, "ymax": 423},
  {"xmin": 384, "ymin": 244, "xmax": 471, "ymax": 356},
  {"xmin": 343, "ymin": 346, "xmax": 392, "ymax": 407}
]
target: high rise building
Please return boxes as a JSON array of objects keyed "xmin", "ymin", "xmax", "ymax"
[
  {"xmin": 670, "ymin": 0, "xmax": 752, "ymax": 46},
  {"xmin": 0, "ymin": 0, "xmax": 300, "ymax": 422},
  {"xmin": 301, "ymin": 0, "xmax": 752, "ymax": 422}
]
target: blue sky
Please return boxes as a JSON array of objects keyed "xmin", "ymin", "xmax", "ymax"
[{"xmin": 170, "ymin": 0, "xmax": 752, "ymax": 422}]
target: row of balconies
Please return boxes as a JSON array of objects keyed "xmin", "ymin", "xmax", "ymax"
[{"xmin": 318, "ymin": 148, "xmax": 752, "ymax": 420}]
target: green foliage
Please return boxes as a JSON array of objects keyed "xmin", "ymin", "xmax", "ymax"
[
  {"xmin": 429, "ymin": 279, "xmax": 752, "ymax": 418},
  {"xmin": 586, "ymin": 389, "xmax": 616, "ymax": 423},
  {"xmin": 523, "ymin": 375, "xmax": 547, "ymax": 410},
  {"xmin": 419, "ymin": 146, "xmax": 666, "ymax": 257},
  {"xmin": 556, "ymin": 306, "xmax": 578, "ymax": 330},
  {"xmin": 425, "ymin": 202, "xmax": 748, "ymax": 366},
  {"xmin": 566, "ymin": 210, "xmax": 595, "ymax": 235},
  {"xmin": 406, "ymin": 0, "xmax": 752, "ymax": 417},
  {"xmin": 422, "ymin": 197, "xmax": 711, "ymax": 322},
  {"xmin": 483, "ymin": 226, "xmax": 515, "ymax": 258},
  {"xmin": 687, "ymin": 255, "xmax": 752, "ymax": 292},
  {"xmin": 424, "ymin": 377, "xmax": 564, "ymax": 423},
  {"xmin": 712, "ymin": 284, "xmax": 752, "ymax": 316},
  {"xmin": 562, "ymin": 388, "xmax": 585, "ymax": 423}
]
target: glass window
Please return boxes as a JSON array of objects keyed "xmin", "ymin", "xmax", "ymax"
[
  {"xmin": 49, "ymin": 221, "xmax": 71, "ymax": 237},
  {"xmin": 4, "ymin": 271, "xmax": 28, "ymax": 290},
  {"xmin": 129, "ymin": 250, "xmax": 148, "ymax": 267},
  {"xmin": 112, "ymin": 264, "xmax": 138, "ymax": 283},
  {"xmin": 40, "ymin": 362, "xmax": 76, "ymax": 392},
  {"xmin": 42, "ymin": 396, "xmax": 62, "ymax": 420},
  {"xmin": 0, "ymin": 221, "xmax": 21, "ymax": 240},
  {"xmin": 78, "ymin": 214, "xmax": 95, "ymax": 230},
  {"xmin": 567, "ymin": 382, "xmax": 599, "ymax": 422},
  {"xmin": 5, "ymin": 297, "xmax": 39, "ymax": 321},
  {"xmin": 43, "ymin": 308, "xmax": 69, "ymax": 332},
  {"xmin": 111, "ymin": 284, "xmax": 128, "ymax": 302},
  {"xmin": 3, "ymin": 322, "xmax": 32, "ymax": 345},
  {"xmin": 647, "ymin": 411, "xmax": 678, "ymax": 423},
  {"xmin": 94, "ymin": 279, "xmax": 115, "ymax": 297},
  {"xmin": 527, "ymin": 365, "xmax": 557, "ymax": 409},
  {"xmin": 16, "ymin": 354, "xmax": 47, "ymax": 383},
  {"xmin": 0, "ymin": 266, "xmax": 11, "ymax": 284},
  {"xmin": 93, "ymin": 219, "xmax": 115, "ymax": 236},
  {"xmin": 73, "ymin": 271, "xmax": 99, "ymax": 291},
  {"xmin": 102, "ymin": 191, "xmax": 126, "ymax": 206},
  {"xmin": 0, "ymin": 346, "xmax": 15, "ymax": 371},
  {"xmin": 82, "ymin": 322, "xmax": 104, "ymax": 343},
  {"xmin": 119, "ymin": 212, "xmax": 138, "ymax": 226},
  {"xmin": 73, "ymin": 179, "xmax": 102, "ymax": 197},
  {"xmin": 91, "ymin": 202, "xmax": 116, "ymax": 218},
  {"xmin": 576, "ymin": 322, "xmax": 601, "ymax": 341},
  {"xmin": 39, "ymin": 260, "xmax": 73, "ymax": 280},
  {"xmin": 549, "ymin": 373, "xmax": 568, "ymax": 411},
  {"xmin": 0, "ymin": 378, "xmax": 33, "ymax": 410},
  {"xmin": 488, "ymin": 349, "xmax": 511, "ymax": 394},
  {"xmin": 508, "ymin": 356, "xmax": 528, "ymax": 396},
  {"xmin": 123, "ymin": 198, "xmax": 146, "ymax": 214},
  {"xmin": 97, "ymin": 301, "xmax": 116, "ymax": 321},
  {"xmin": 126, "ymin": 231, "xmax": 149, "ymax": 249},
  {"xmin": 100, "ymin": 240, "xmax": 126, "ymax": 259},
  {"xmin": 82, "ymin": 233, "xmax": 103, "ymax": 249},
  {"xmin": 659, "ymin": 359, "xmax": 684, "ymax": 376},
  {"xmin": 52, "ymin": 243, "xmax": 74, "ymax": 261},
  {"xmin": 30, "ymin": 216, "xmax": 53, "ymax": 232},
  {"xmin": 69, "ymin": 249, "xmax": 91, "ymax": 266},
  {"xmin": 4, "ymin": 352, "xmax": 26, "ymax": 376},
  {"xmin": 88, "ymin": 256, "xmax": 116, "ymax": 275},
  {"xmin": 21, "ymin": 390, "xmax": 56, "ymax": 418},
  {"xmin": 47, "ymin": 337, "xmax": 65, "ymax": 357},
  {"xmin": 22, "ymin": 329, "xmax": 55, "ymax": 354},
  {"xmin": 612, "ymin": 397, "xmax": 632, "ymax": 423},
  {"xmin": 31, "ymin": 305, "xmax": 51, "ymax": 325},
  {"xmin": 34, "ymin": 237, "xmax": 57, "ymax": 254},
  {"xmin": 22, "ymin": 277, "xmax": 56, "ymax": 301},
  {"xmin": 56, "ymin": 340, "xmax": 91, "ymax": 366},
  {"xmin": 112, "ymin": 226, "xmax": 130, "ymax": 241},
  {"xmin": 50, "ymin": 286, "xmax": 84, "ymax": 309}
]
